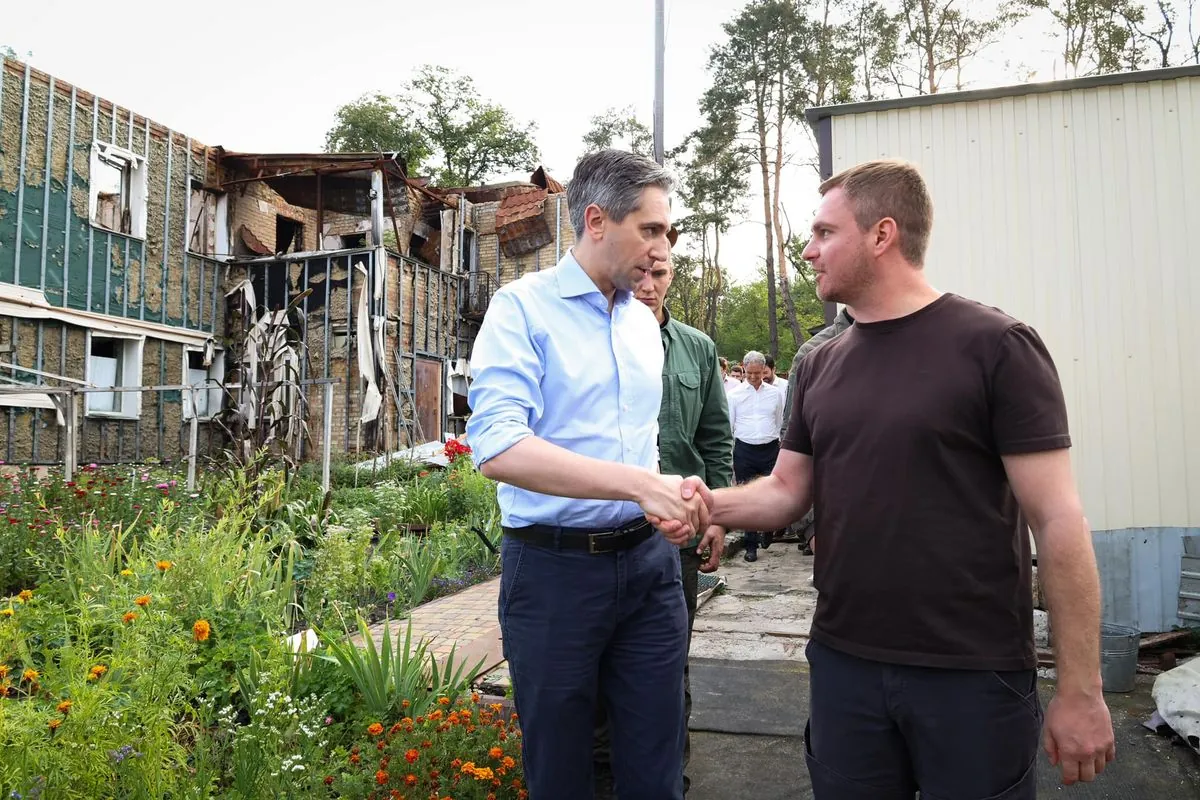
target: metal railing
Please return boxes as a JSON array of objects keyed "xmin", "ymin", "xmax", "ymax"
[{"xmin": 0, "ymin": 380, "xmax": 338, "ymax": 493}]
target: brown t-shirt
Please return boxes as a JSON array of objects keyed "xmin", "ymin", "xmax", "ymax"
[{"xmin": 783, "ymin": 293, "xmax": 1070, "ymax": 671}]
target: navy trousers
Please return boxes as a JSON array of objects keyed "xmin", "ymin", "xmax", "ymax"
[
  {"xmin": 805, "ymin": 638, "xmax": 1042, "ymax": 799},
  {"xmin": 499, "ymin": 530, "xmax": 688, "ymax": 800}
]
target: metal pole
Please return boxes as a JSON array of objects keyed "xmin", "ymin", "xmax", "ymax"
[
  {"xmin": 321, "ymin": 382, "xmax": 333, "ymax": 494},
  {"xmin": 371, "ymin": 170, "xmax": 385, "ymax": 247},
  {"xmin": 63, "ymin": 390, "xmax": 76, "ymax": 482},
  {"xmin": 187, "ymin": 387, "xmax": 199, "ymax": 491},
  {"xmin": 653, "ymin": 0, "xmax": 665, "ymax": 165}
]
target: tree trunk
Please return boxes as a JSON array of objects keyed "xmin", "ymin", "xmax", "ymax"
[
  {"xmin": 772, "ymin": 68, "xmax": 805, "ymax": 348},
  {"xmin": 708, "ymin": 227, "xmax": 722, "ymax": 339},
  {"xmin": 752, "ymin": 90, "xmax": 779, "ymax": 360},
  {"xmin": 921, "ymin": 0, "xmax": 938, "ymax": 93}
]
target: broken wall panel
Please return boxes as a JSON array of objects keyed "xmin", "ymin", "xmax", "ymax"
[
  {"xmin": 0, "ymin": 317, "xmax": 222, "ymax": 466},
  {"xmin": 0, "ymin": 58, "xmax": 220, "ymax": 333},
  {"xmin": 471, "ymin": 192, "xmax": 574, "ymax": 289}
]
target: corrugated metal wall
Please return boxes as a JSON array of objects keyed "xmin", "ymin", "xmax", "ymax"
[
  {"xmin": 828, "ymin": 74, "xmax": 1200, "ymax": 536},
  {"xmin": 827, "ymin": 73, "xmax": 1200, "ymax": 630}
]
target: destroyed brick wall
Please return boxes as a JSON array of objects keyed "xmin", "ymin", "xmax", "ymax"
[
  {"xmin": 0, "ymin": 57, "xmax": 229, "ymax": 466},
  {"xmin": 471, "ymin": 192, "xmax": 575, "ymax": 287}
]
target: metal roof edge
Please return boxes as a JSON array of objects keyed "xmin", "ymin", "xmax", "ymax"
[{"xmin": 804, "ymin": 65, "xmax": 1200, "ymax": 125}]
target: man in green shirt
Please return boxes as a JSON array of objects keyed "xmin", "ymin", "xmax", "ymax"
[{"xmin": 594, "ymin": 230, "xmax": 734, "ymax": 796}]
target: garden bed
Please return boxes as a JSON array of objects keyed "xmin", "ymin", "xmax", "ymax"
[{"xmin": 0, "ymin": 446, "xmax": 522, "ymax": 799}]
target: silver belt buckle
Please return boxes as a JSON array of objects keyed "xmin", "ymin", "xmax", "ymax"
[{"xmin": 588, "ymin": 530, "xmax": 621, "ymax": 553}]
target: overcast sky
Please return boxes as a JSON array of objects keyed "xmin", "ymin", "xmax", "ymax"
[{"xmin": 5, "ymin": 0, "xmax": 1075, "ymax": 283}]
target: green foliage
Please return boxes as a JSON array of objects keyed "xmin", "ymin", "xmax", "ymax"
[
  {"xmin": 325, "ymin": 65, "xmax": 541, "ymax": 187},
  {"xmin": 0, "ymin": 457, "xmax": 508, "ymax": 798},
  {"xmin": 324, "ymin": 92, "xmax": 432, "ymax": 175},
  {"xmin": 579, "ymin": 105, "xmax": 653, "ymax": 158},
  {"xmin": 715, "ymin": 267, "xmax": 825, "ymax": 367},
  {"xmin": 315, "ymin": 614, "xmax": 483, "ymax": 722}
]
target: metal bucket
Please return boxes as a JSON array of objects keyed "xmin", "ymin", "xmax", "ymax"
[{"xmin": 1099, "ymin": 622, "xmax": 1140, "ymax": 693}]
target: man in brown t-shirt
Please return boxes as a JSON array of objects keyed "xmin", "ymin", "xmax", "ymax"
[{"xmin": 654, "ymin": 159, "xmax": 1115, "ymax": 798}]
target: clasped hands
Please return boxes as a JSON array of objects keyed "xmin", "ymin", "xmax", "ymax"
[{"xmin": 637, "ymin": 474, "xmax": 723, "ymax": 571}]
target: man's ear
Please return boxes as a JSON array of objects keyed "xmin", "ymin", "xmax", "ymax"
[{"xmin": 584, "ymin": 204, "xmax": 607, "ymax": 241}]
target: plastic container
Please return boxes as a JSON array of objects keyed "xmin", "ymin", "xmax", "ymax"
[{"xmin": 1099, "ymin": 622, "xmax": 1140, "ymax": 693}]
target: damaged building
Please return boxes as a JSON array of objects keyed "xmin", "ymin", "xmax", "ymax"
[{"xmin": 0, "ymin": 56, "xmax": 578, "ymax": 471}]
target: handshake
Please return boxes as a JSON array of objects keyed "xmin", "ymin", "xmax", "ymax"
[{"xmin": 636, "ymin": 473, "xmax": 723, "ymax": 571}]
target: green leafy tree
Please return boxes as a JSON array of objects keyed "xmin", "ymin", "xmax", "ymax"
[
  {"xmin": 325, "ymin": 66, "xmax": 541, "ymax": 187},
  {"xmin": 580, "ymin": 106, "xmax": 654, "ymax": 158},
  {"xmin": 325, "ymin": 92, "xmax": 432, "ymax": 175}
]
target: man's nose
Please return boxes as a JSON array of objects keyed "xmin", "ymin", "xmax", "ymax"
[
  {"xmin": 648, "ymin": 236, "xmax": 669, "ymax": 263},
  {"xmin": 801, "ymin": 240, "xmax": 818, "ymax": 260}
]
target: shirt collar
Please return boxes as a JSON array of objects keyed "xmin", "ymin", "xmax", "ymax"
[{"xmin": 556, "ymin": 249, "xmax": 631, "ymax": 307}]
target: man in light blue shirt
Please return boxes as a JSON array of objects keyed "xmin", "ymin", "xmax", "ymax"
[{"xmin": 467, "ymin": 149, "xmax": 706, "ymax": 800}]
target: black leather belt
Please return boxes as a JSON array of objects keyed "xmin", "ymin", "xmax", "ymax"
[{"xmin": 502, "ymin": 518, "xmax": 654, "ymax": 554}]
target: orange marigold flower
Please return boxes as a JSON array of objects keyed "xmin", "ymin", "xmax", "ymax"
[
  {"xmin": 401, "ymin": 699, "xmax": 410, "ymax": 708},
  {"xmin": 429, "ymin": 769, "xmax": 440, "ymax": 779},
  {"xmin": 0, "ymin": 664, "xmax": 7, "ymax": 679},
  {"xmin": 405, "ymin": 773, "xmax": 418, "ymax": 786},
  {"xmin": 488, "ymin": 747, "xmax": 503, "ymax": 760},
  {"xmin": 349, "ymin": 753, "xmax": 362, "ymax": 765},
  {"xmin": 488, "ymin": 794, "xmax": 497, "ymax": 800},
  {"xmin": 471, "ymin": 692, "xmax": 480, "ymax": 703},
  {"xmin": 56, "ymin": 700, "xmax": 72, "ymax": 714},
  {"xmin": 421, "ymin": 740, "xmax": 432, "ymax": 749},
  {"xmin": 389, "ymin": 722, "xmax": 403, "ymax": 735},
  {"xmin": 48, "ymin": 719, "xmax": 61, "ymax": 731},
  {"xmin": 22, "ymin": 668, "xmax": 38, "ymax": 683},
  {"xmin": 502, "ymin": 757, "xmax": 515, "ymax": 769},
  {"xmin": 380, "ymin": 756, "xmax": 390, "ymax": 770},
  {"xmin": 429, "ymin": 710, "xmax": 443, "ymax": 721},
  {"xmin": 450, "ymin": 759, "xmax": 462, "ymax": 769},
  {"xmin": 437, "ymin": 696, "xmax": 450, "ymax": 706},
  {"xmin": 192, "ymin": 619, "xmax": 211, "ymax": 642},
  {"xmin": 323, "ymin": 776, "xmax": 334, "ymax": 786},
  {"xmin": 87, "ymin": 665, "xmax": 107, "ymax": 681},
  {"xmin": 405, "ymin": 748, "xmax": 419, "ymax": 764},
  {"xmin": 368, "ymin": 722, "xmax": 385, "ymax": 736},
  {"xmin": 460, "ymin": 761, "xmax": 476, "ymax": 774},
  {"xmin": 17, "ymin": 590, "xmax": 32, "ymax": 602},
  {"xmin": 155, "ymin": 560, "xmax": 173, "ymax": 572},
  {"xmin": 415, "ymin": 715, "xmax": 425, "ymax": 725},
  {"xmin": 375, "ymin": 770, "xmax": 389, "ymax": 785},
  {"xmin": 490, "ymin": 703, "xmax": 503, "ymax": 713},
  {"xmin": 377, "ymin": 740, "xmax": 386, "ymax": 752},
  {"xmin": 134, "ymin": 595, "xmax": 151, "ymax": 607},
  {"xmin": 122, "ymin": 612, "xmax": 137, "ymax": 624},
  {"xmin": 519, "ymin": 790, "xmax": 528, "ymax": 799}
]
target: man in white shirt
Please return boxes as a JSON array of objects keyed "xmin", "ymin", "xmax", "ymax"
[{"xmin": 727, "ymin": 350, "xmax": 785, "ymax": 561}]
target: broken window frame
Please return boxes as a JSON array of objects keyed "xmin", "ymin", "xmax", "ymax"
[
  {"xmin": 84, "ymin": 331, "xmax": 144, "ymax": 420},
  {"xmin": 187, "ymin": 179, "xmax": 230, "ymax": 257},
  {"xmin": 88, "ymin": 142, "xmax": 149, "ymax": 239},
  {"xmin": 181, "ymin": 346, "xmax": 226, "ymax": 421}
]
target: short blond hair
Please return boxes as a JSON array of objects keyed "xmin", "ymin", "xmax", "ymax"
[{"xmin": 819, "ymin": 159, "xmax": 932, "ymax": 265}]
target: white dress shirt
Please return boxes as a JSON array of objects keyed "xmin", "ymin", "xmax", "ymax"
[{"xmin": 728, "ymin": 381, "xmax": 784, "ymax": 444}]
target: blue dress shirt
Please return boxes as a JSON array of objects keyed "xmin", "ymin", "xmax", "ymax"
[{"xmin": 466, "ymin": 250, "xmax": 664, "ymax": 528}]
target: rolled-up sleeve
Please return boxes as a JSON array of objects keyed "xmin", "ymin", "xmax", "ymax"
[{"xmin": 466, "ymin": 291, "xmax": 544, "ymax": 467}]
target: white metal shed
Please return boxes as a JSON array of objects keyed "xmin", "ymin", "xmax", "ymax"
[{"xmin": 805, "ymin": 66, "xmax": 1200, "ymax": 632}]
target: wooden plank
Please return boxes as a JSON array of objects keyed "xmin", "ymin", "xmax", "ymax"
[{"xmin": 414, "ymin": 356, "xmax": 442, "ymax": 445}]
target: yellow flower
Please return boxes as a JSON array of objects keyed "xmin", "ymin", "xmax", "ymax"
[
  {"xmin": 56, "ymin": 700, "xmax": 72, "ymax": 714},
  {"xmin": 192, "ymin": 619, "xmax": 211, "ymax": 642},
  {"xmin": 0, "ymin": 665, "xmax": 8, "ymax": 679},
  {"xmin": 48, "ymin": 719, "xmax": 61, "ymax": 731},
  {"xmin": 134, "ymin": 595, "xmax": 151, "ymax": 608},
  {"xmin": 22, "ymin": 668, "xmax": 38, "ymax": 683},
  {"xmin": 1, "ymin": 609, "xmax": 12, "ymax": 618},
  {"xmin": 119, "ymin": 569, "xmax": 133, "ymax": 577},
  {"xmin": 155, "ymin": 561, "xmax": 173, "ymax": 572},
  {"xmin": 87, "ymin": 665, "xmax": 107, "ymax": 681},
  {"xmin": 17, "ymin": 590, "xmax": 32, "ymax": 603}
]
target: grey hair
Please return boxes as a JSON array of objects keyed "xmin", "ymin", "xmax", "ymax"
[
  {"xmin": 743, "ymin": 351, "xmax": 766, "ymax": 368},
  {"xmin": 567, "ymin": 149, "xmax": 676, "ymax": 238}
]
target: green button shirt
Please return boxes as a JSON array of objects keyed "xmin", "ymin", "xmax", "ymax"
[{"xmin": 657, "ymin": 308, "xmax": 734, "ymax": 548}]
